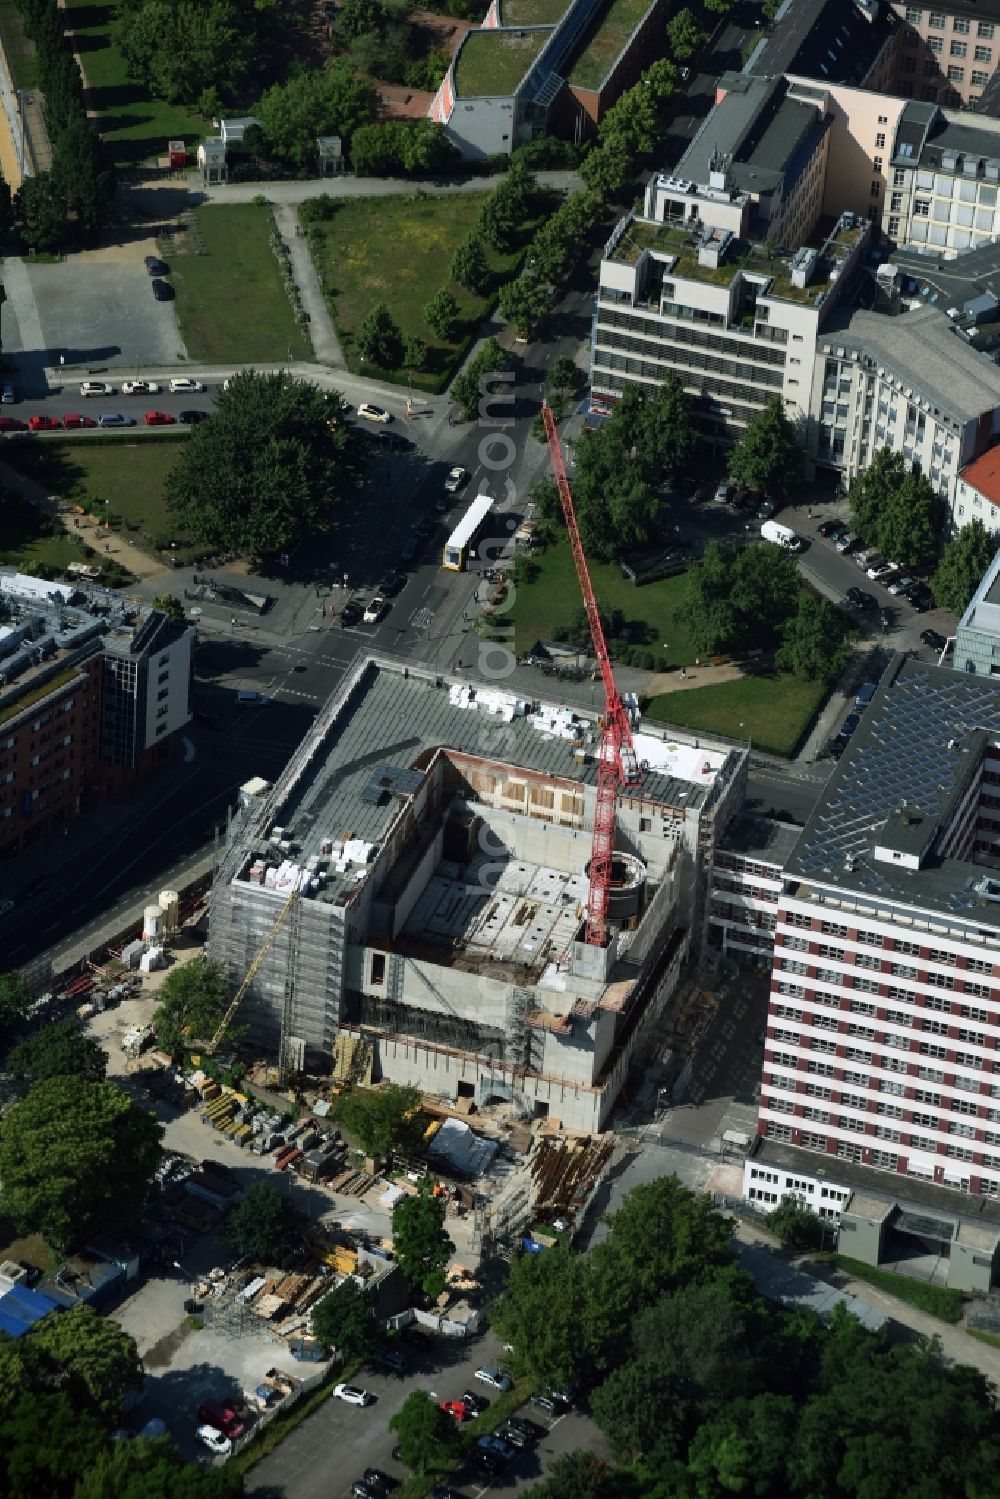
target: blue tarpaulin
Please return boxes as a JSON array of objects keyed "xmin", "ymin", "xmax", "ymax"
[{"xmin": 0, "ymin": 1282, "xmax": 60, "ymax": 1337}]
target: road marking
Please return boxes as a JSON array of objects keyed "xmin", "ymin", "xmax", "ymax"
[{"xmin": 410, "ymin": 607, "xmax": 433, "ymax": 631}]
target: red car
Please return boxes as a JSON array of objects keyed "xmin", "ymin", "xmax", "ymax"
[
  {"xmin": 144, "ymin": 410, "xmax": 175, "ymax": 426},
  {"xmin": 197, "ymin": 1401, "xmax": 245, "ymax": 1440},
  {"xmin": 0, "ymin": 417, "xmax": 25, "ymax": 432},
  {"xmin": 439, "ymin": 1400, "xmax": 468, "ymax": 1422},
  {"xmin": 28, "ymin": 414, "xmax": 61, "ymax": 431},
  {"xmin": 63, "ymin": 413, "xmax": 95, "ymax": 430}
]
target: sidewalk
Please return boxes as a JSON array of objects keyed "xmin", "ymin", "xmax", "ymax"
[{"xmin": 272, "ymin": 203, "xmax": 344, "ymax": 367}]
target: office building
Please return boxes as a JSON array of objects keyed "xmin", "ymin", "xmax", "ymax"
[
  {"xmin": 955, "ymin": 545, "xmax": 1000, "ymax": 675},
  {"xmin": 208, "ymin": 656, "xmax": 746, "ymax": 1132},
  {"xmin": 762, "ymin": 654, "xmax": 1000, "ymax": 1204},
  {"xmin": 887, "ymin": 0, "xmax": 1000, "ymax": 110},
  {"xmin": 707, "ymin": 814, "xmax": 801, "ymax": 968},
  {"xmin": 0, "ymin": 572, "xmax": 193, "ymax": 856}
]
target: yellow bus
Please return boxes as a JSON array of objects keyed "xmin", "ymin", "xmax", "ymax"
[{"xmin": 442, "ymin": 491, "xmax": 494, "ymax": 571}]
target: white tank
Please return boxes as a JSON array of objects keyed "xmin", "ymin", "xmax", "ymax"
[
  {"xmin": 158, "ymin": 889, "xmax": 180, "ymax": 931},
  {"xmin": 142, "ymin": 905, "xmax": 162, "ymax": 940}
]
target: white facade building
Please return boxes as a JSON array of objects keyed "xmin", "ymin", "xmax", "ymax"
[{"xmin": 707, "ymin": 815, "xmax": 801, "ymax": 968}]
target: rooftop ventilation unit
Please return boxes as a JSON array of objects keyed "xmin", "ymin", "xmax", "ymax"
[
  {"xmin": 976, "ymin": 876, "xmax": 1000, "ymax": 902},
  {"xmin": 942, "ymin": 151, "xmax": 959, "ymax": 171},
  {"xmin": 987, "ymin": 160, "xmax": 1000, "ymax": 182}
]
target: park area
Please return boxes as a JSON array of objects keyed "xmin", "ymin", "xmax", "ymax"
[
  {"xmin": 0, "ymin": 492, "xmax": 80, "ymax": 575},
  {"xmin": 304, "ymin": 193, "xmax": 534, "ymax": 390},
  {"xmin": 7, "ymin": 436, "xmax": 193, "ymax": 562},
  {"xmin": 169, "ymin": 206, "xmax": 312, "ymax": 364},
  {"xmin": 63, "ymin": 0, "xmax": 204, "ymax": 165},
  {"xmin": 511, "ymin": 537, "xmax": 833, "ymax": 757}
]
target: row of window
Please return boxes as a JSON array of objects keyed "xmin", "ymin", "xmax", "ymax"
[
  {"xmin": 905, "ymin": 9, "xmax": 994, "ymax": 38},
  {"xmin": 781, "ymin": 916, "xmax": 994, "ymax": 971}
]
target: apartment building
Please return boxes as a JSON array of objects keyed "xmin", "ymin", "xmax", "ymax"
[
  {"xmin": 954, "ymin": 446, "xmax": 1000, "ymax": 537},
  {"xmin": 0, "ymin": 574, "xmax": 192, "ymax": 857},
  {"xmin": 884, "ymin": 100, "xmax": 1000, "ymax": 250},
  {"xmin": 706, "ymin": 815, "xmax": 801, "ymax": 968},
  {"xmin": 762, "ymin": 653, "xmax": 1000, "ymax": 1205},
  {"xmin": 887, "ymin": 0, "xmax": 1000, "ymax": 109}
]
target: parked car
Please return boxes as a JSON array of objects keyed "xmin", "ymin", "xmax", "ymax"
[
  {"xmin": 62, "ymin": 413, "xmax": 95, "ymax": 429},
  {"xmin": 444, "ymin": 465, "xmax": 468, "ymax": 494},
  {"xmin": 98, "ymin": 412, "xmax": 135, "ymax": 427},
  {"xmin": 121, "ymin": 379, "xmax": 160, "ymax": 395},
  {"xmin": 506, "ymin": 1416, "xmax": 543, "ymax": 1440},
  {"xmin": 363, "ymin": 596, "xmax": 387, "ymax": 624},
  {"xmin": 370, "ymin": 1348, "xmax": 407, "ymax": 1374},
  {"xmin": 921, "ymin": 628, "xmax": 948, "ymax": 652},
  {"xmin": 169, "ymin": 377, "xmax": 206, "ymax": 393},
  {"xmin": 818, "ymin": 519, "xmax": 846, "ymax": 539},
  {"xmin": 839, "ymin": 713, "xmax": 861, "ymax": 740},
  {"xmin": 27, "ymin": 414, "xmax": 61, "ymax": 431},
  {"xmin": 352, "ymin": 1482, "xmax": 383, "ymax": 1499},
  {"xmin": 867, "ymin": 563, "xmax": 895, "ymax": 583},
  {"xmin": 144, "ymin": 410, "xmax": 175, "ymax": 426},
  {"xmin": 333, "ymin": 1384, "xmax": 373, "ymax": 1406},
  {"xmin": 197, "ymin": 1402, "xmax": 245, "ymax": 1440},
  {"xmin": 357, "ymin": 402, "xmax": 391, "ymax": 423},
  {"xmin": 530, "ymin": 1391, "xmax": 558, "ymax": 1414},
  {"xmin": 547, "ymin": 1385, "xmax": 575, "ymax": 1408},
  {"xmin": 362, "ymin": 1469, "xmax": 397, "ymax": 1491},
  {"xmin": 1, "ymin": 383, "xmax": 14, "ymax": 403},
  {"xmin": 907, "ymin": 584, "xmax": 933, "ymax": 612},
  {"xmin": 471, "ymin": 1449, "xmax": 507, "ymax": 1476},
  {"xmin": 713, "ymin": 481, "xmax": 733, "ymax": 504},
  {"xmin": 496, "ymin": 1422, "xmax": 532, "ymax": 1449},
  {"xmin": 846, "ymin": 587, "xmax": 876, "ymax": 611},
  {"xmin": 461, "ymin": 1391, "xmax": 488, "ymax": 1415},
  {"xmin": 178, "ymin": 408, "xmax": 209, "ymax": 424},
  {"xmin": 80, "ymin": 381, "xmax": 113, "ymax": 397},
  {"xmin": 378, "ymin": 571, "xmax": 403, "ymax": 597},
  {"xmin": 836, "ymin": 532, "xmax": 860, "ymax": 553},
  {"xmin": 474, "ymin": 1367, "xmax": 512, "ymax": 1392},
  {"xmin": 439, "ymin": 1400, "xmax": 468, "ymax": 1422},
  {"xmin": 151, "ymin": 279, "xmax": 174, "ymax": 301},
  {"xmin": 196, "ymin": 1425, "xmax": 232, "ymax": 1456},
  {"xmin": 339, "ymin": 600, "xmax": 363, "ymax": 627},
  {"xmin": 756, "ymin": 498, "xmax": 776, "ymax": 519},
  {"xmin": 0, "ymin": 417, "xmax": 25, "ymax": 432},
  {"xmin": 144, "ymin": 255, "xmax": 168, "ymax": 276},
  {"xmin": 477, "ymin": 1435, "xmax": 516, "ymax": 1463},
  {"xmin": 887, "ymin": 574, "xmax": 915, "ymax": 595}
]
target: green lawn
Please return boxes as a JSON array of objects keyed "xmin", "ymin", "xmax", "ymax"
[
  {"xmin": 568, "ymin": 0, "xmax": 655, "ymax": 88},
  {"xmin": 511, "ymin": 536, "xmax": 698, "ymax": 663},
  {"xmin": 6, "ymin": 437, "xmax": 194, "ymax": 557},
  {"xmin": 455, "ymin": 29, "xmax": 551, "ymax": 97},
  {"xmin": 171, "ymin": 206, "xmax": 312, "ymax": 364},
  {"xmin": 63, "ymin": 0, "xmax": 204, "ymax": 164},
  {"xmin": 502, "ymin": 0, "xmax": 573, "ymax": 21},
  {"xmin": 0, "ymin": 493, "xmax": 79, "ymax": 574},
  {"xmin": 828, "ymin": 1254, "xmax": 965, "ymax": 1324},
  {"xmin": 0, "ymin": 0, "xmax": 38, "ymax": 90},
  {"xmin": 305, "ymin": 194, "xmax": 531, "ymax": 390},
  {"xmin": 646, "ymin": 674, "xmax": 827, "ymax": 758}
]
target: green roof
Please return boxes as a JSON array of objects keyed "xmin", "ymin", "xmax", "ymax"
[
  {"xmin": 567, "ymin": 0, "xmax": 654, "ymax": 90},
  {"xmin": 501, "ymin": 0, "xmax": 573, "ymax": 22},
  {"xmin": 610, "ymin": 218, "xmax": 842, "ymax": 306},
  {"xmin": 454, "ymin": 28, "xmax": 552, "ymax": 98}
]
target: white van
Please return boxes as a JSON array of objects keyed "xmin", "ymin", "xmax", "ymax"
[
  {"xmin": 169, "ymin": 377, "xmax": 206, "ymax": 394},
  {"xmin": 760, "ymin": 519, "xmax": 802, "ymax": 551}
]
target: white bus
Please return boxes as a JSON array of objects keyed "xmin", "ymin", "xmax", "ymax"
[{"xmin": 442, "ymin": 490, "xmax": 494, "ymax": 571}]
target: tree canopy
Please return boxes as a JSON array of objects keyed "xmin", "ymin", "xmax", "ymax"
[
  {"xmin": 0, "ymin": 1076, "xmax": 162, "ymax": 1248},
  {"xmin": 849, "ymin": 447, "xmax": 941, "ymax": 565},
  {"xmin": 165, "ymin": 372, "xmax": 360, "ymax": 556},
  {"xmin": 5, "ymin": 1017, "xmax": 107, "ymax": 1082},
  {"xmin": 28, "ymin": 1304, "xmax": 143, "ymax": 1421},
  {"xmin": 256, "ymin": 60, "xmax": 376, "ymax": 167},
  {"xmin": 728, "ymin": 396, "xmax": 802, "ymax": 496},
  {"xmin": 334, "ymin": 1083, "xmax": 423, "ymax": 1157},
  {"xmin": 451, "ymin": 338, "xmax": 513, "ymax": 421},
  {"xmin": 0, "ymin": 970, "xmax": 32, "ymax": 1047},
  {"xmin": 357, "ymin": 302, "xmax": 405, "ymax": 370},
  {"xmin": 310, "ymin": 1275, "xmax": 377, "ymax": 1361},
  {"xmin": 775, "ymin": 592, "xmax": 854, "ymax": 684},
  {"xmin": 224, "ymin": 1179, "xmax": 302, "ymax": 1264},
  {"xmin": 392, "ymin": 1182, "xmax": 454, "ymax": 1300},
  {"xmin": 933, "ymin": 518, "xmax": 996, "ymax": 615},
  {"xmin": 389, "ymin": 1390, "xmax": 460, "ymax": 1471},
  {"xmin": 151, "ymin": 956, "xmax": 232, "ymax": 1060},
  {"xmin": 680, "ymin": 539, "xmax": 806, "ymax": 656}
]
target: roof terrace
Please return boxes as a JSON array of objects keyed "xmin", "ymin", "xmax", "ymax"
[{"xmin": 453, "ymin": 27, "xmax": 552, "ymax": 97}]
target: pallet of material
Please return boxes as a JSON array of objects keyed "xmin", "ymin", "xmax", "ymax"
[{"xmin": 255, "ymin": 1293, "xmax": 287, "ymax": 1320}]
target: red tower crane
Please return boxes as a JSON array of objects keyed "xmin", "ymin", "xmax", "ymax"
[{"xmin": 541, "ymin": 405, "xmax": 642, "ymax": 949}]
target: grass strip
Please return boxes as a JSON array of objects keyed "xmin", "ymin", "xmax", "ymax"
[{"xmin": 828, "ymin": 1253, "xmax": 965, "ymax": 1323}]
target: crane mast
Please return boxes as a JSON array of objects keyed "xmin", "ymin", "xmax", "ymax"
[{"xmin": 541, "ymin": 406, "xmax": 641, "ymax": 948}]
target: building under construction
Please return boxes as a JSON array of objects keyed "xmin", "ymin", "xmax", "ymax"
[{"xmin": 209, "ymin": 656, "xmax": 746, "ymax": 1132}]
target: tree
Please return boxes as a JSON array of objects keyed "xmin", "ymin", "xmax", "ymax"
[
  {"xmin": 629, "ymin": 1273, "xmax": 760, "ymax": 1405},
  {"xmin": 666, "ymin": 7, "xmax": 705, "ymax": 61},
  {"xmin": 50, "ymin": 114, "xmax": 112, "ymax": 243},
  {"xmin": 166, "ymin": 371, "xmax": 359, "ymax": 556},
  {"xmin": 687, "ymin": 1393, "xmax": 796, "ymax": 1497},
  {"xmin": 223, "ymin": 1179, "xmax": 302, "ymax": 1264},
  {"xmin": 728, "ymin": 396, "xmax": 802, "ymax": 495},
  {"xmin": 776, "ymin": 592, "xmax": 852, "ymax": 684},
  {"xmin": 629, "ymin": 375, "xmax": 696, "ymax": 480},
  {"xmin": 549, "ymin": 355, "xmax": 579, "ymax": 394},
  {"xmin": 579, "ymin": 136, "xmax": 633, "ymax": 200},
  {"xmin": 477, "ymin": 187, "xmax": 519, "ymax": 251},
  {"xmin": 424, "ymin": 287, "xmax": 461, "ymax": 341},
  {"xmin": 389, "ymin": 1390, "xmax": 460, "ymax": 1471},
  {"xmin": 71, "ymin": 1437, "xmax": 245, "ymax": 1498},
  {"xmin": 15, "ymin": 172, "xmax": 66, "ymax": 253},
  {"xmin": 877, "ymin": 471, "xmax": 940, "ymax": 565},
  {"xmin": 704, "ymin": 0, "xmax": 736, "ymax": 12},
  {"xmin": 570, "ymin": 422, "xmax": 658, "ymax": 560},
  {"xmin": 765, "ymin": 1198, "xmax": 827, "ymax": 1250},
  {"xmin": 491, "ymin": 1243, "xmax": 592, "ymax": 1390},
  {"xmin": 498, "ymin": 275, "xmax": 549, "ymax": 339},
  {"xmin": 151, "ymin": 593, "xmax": 187, "ymax": 624},
  {"xmin": 729, "ymin": 542, "xmax": 802, "ymax": 647},
  {"xmin": 0, "ymin": 1389, "xmax": 107, "ymax": 1498},
  {"xmin": 451, "ymin": 337, "xmax": 512, "ymax": 421},
  {"xmin": 311, "ymin": 1276, "xmax": 377, "ymax": 1360},
  {"xmin": 392, "ymin": 1181, "xmax": 454, "ymax": 1299},
  {"xmin": 450, "ymin": 233, "xmax": 491, "ymax": 294},
  {"xmin": 5, "ymin": 1017, "xmax": 107, "ymax": 1082},
  {"xmin": 357, "ymin": 302, "xmax": 404, "ymax": 369},
  {"xmin": 0, "ymin": 1076, "xmax": 162, "ymax": 1248},
  {"xmin": 599, "ymin": 81, "xmax": 662, "ymax": 156},
  {"xmin": 28, "ymin": 1303, "xmax": 142, "ymax": 1421},
  {"xmin": 334, "ymin": 1083, "xmax": 423, "ymax": 1157},
  {"xmin": 404, "ymin": 335, "xmax": 428, "ymax": 371},
  {"xmin": 933, "ymin": 518, "xmax": 997, "ymax": 614},
  {"xmin": 591, "ymin": 1356, "xmax": 688, "ymax": 1464},
  {"xmin": 337, "ymin": 0, "xmax": 386, "ymax": 38},
  {"xmin": 849, "ymin": 446, "xmax": 905, "ymax": 541},
  {"xmin": 0, "ymin": 970, "xmax": 31, "ymax": 1045},
  {"xmin": 257, "ymin": 63, "xmax": 376, "ymax": 168},
  {"xmin": 522, "ymin": 1452, "xmax": 617, "ymax": 1499},
  {"xmin": 152, "ymin": 956, "xmax": 231, "ymax": 1060},
  {"xmin": 115, "ymin": 0, "xmax": 253, "ymax": 107}
]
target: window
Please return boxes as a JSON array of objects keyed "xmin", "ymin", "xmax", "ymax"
[
  {"xmin": 905, "ymin": 5, "xmax": 921, "ymax": 18},
  {"xmin": 877, "ymin": 1102, "xmax": 903, "ymax": 1119},
  {"xmin": 951, "ymin": 40, "xmax": 967, "ymax": 57},
  {"xmin": 926, "ymin": 971, "xmax": 955, "ymax": 989},
  {"xmin": 889, "ymin": 217, "xmax": 901, "ymax": 236},
  {"xmin": 913, "ymin": 1088, "xmax": 940, "ymax": 1105},
  {"xmin": 979, "ymin": 21, "xmax": 995, "ymax": 39},
  {"xmin": 929, "ymin": 12, "xmax": 945, "ymax": 29},
  {"xmin": 923, "ymin": 1018, "xmax": 950, "ymax": 1035},
  {"xmin": 954, "ymin": 15, "xmax": 970, "ymax": 34},
  {"xmin": 808, "ymin": 1060, "xmax": 836, "ymax": 1076},
  {"xmin": 966, "ymin": 957, "xmax": 992, "ymax": 974},
  {"xmin": 895, "ymin": 940, "xmax": 921, "ymax": 956},
  {"xmin": 924, "ymin": 992, "xmax": 950, "ymax": 1011},
  {"xmin": 855, "ymin": 952, "xmax": 881, "ymax": 970},
  {"xmin": 975, "ymin": 44, "xmax": 992, "ymax": 62},
  {"xmin": 890, "ymin": 192, "xmax": 903, "ymax": 211},
  {"xmin": 876, "ymin": 132, "xmax": 886, "ymax": 149},
  {"xmin": 948, "ymin": 65, "xmax": 965, "ymax": 80},
  {"xmin": 874, "ymin": 156, "xmax": 883, "ymax": 174},
  {"xmin": 842, "ymin": 1070, "xmax": 868, "ymax": 1087},
  {"xmin": 919, "ymin": 1042, "xmax": 948, "ymax": 1058},
  {"xmin": 880, "ymin": 1079, "xmax": 907, "ymax": 1096},
  {"xmin": 928, "ymin": 35, "xmax": 943, "ymax": 53},
  {"xmin": 961, "ymin": 997, "xmax": 990, "ymax": 1014},
  {"xmin": 972, "ymin": 70, "xmax": 990, "ymax": 85},
  {"xmin": 821, "ymin": 920, "xmax": 847, "ymax": 937},
  {"xmin": 915, "ymin": 199, "xmax": 930, "ymax": 217},
  {"xmin": 894, "ymin": 167, "xmax": 906, "ymax": 187},
  {"xmin": 857, "ymin": 929, "xmax": 884, "ymax": 948}
]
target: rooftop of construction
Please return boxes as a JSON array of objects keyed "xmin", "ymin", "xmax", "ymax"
[{"xmin": 229, "ymin": 656, "xmax": 732, "ymax": 914}]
